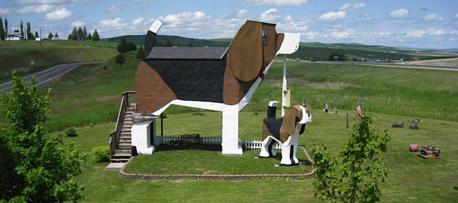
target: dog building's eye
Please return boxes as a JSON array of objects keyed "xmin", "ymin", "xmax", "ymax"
[{"xmin": 262, "ymin": 29, "xmax": 268, "ymax": 46}]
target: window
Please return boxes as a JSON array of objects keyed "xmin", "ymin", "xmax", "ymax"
[{"xmin": 262, "ymin": 29, "xmax": 268, "ymax": 46}]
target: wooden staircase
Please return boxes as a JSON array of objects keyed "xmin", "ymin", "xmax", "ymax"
[{"xmin": 109, "ymin": 92, "xmax": 136, "ymax": 163}]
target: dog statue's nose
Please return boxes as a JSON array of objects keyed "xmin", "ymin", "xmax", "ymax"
[{"xmin": 277, "ymin": 33, "xmax": 300, "ymax": 55}]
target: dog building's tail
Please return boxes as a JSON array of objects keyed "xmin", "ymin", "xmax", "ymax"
[{"xmin": 144, "ymin": 19, "xmax": 164, "ymax": 57}]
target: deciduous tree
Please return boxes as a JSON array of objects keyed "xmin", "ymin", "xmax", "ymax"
[
  {"xmin": 0, "ymin": 73, "xmax": 84, "ymax": 202},
  {"xmin": 311, "ymin": 114, "xmax": 390, "ymax": 203}
]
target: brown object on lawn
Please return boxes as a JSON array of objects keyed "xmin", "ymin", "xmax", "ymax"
[{"xmin": 392, "ymin": 122, "xmax": 404, "ymax": 128}]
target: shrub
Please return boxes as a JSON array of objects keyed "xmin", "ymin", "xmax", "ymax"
[
  {"xmin": 311, "ymin": 114, "xmax": 390, "ymax": 203},
  {"xmin": 92, "ymin": 146, "xmax": 110, "ymax": 162},
  {"xmin": 66, "ymin": 128, "xmax": 78, "ymax": 137}
]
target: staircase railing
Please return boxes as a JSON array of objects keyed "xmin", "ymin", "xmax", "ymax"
[{"xmin": 109, "ymin": 91, "xmax": 136, "ymax": 159}]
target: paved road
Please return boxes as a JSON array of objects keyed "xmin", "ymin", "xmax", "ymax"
[
  {"xmin": 306, "ymin": 61, "xmax": 458, "ymax": 71},
  {"xmin": 0, "ymin": 62, "xmax": 101, "ymax": 91}
]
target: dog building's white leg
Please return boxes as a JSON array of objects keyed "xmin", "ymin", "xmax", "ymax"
[
  {"xmin": 280, "ymin": 136, "xmax": 293, "ymax": 165},
  {"xmin": 291, "ymin": 134, "xmax": 299, "ymax": 164},
  {"xmin": 221, "ymin": 106, "xmax": 243, "ymax": 155},
  {"xmin": 260, "ymin": 136, "xmax": 276, "ymax": 157}
]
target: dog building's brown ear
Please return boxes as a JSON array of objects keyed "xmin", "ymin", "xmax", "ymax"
[
  {"xmin": 280, "ymin": 106, "xmax": 302, "ymax": 136},
  {"xmin": 227, "ymin": 21, "xmax": 263, "ymax": 82}
]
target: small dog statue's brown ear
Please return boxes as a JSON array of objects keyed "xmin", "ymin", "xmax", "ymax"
[{"xmin": 227, "ymin": 21, "xmax": 263, "ymax": 82}]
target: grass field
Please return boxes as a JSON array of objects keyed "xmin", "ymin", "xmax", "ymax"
[
  {"xmin": 0, "ymin": 40, "xmax": 117, "ymax": 82},
  {"xmin": 58, "ymin": 109, "xmax": 458, "ymax": 202},
  {"xmin": 15, "ymin": 53, "xmax": 455, "ymax": 133},
  {"xmin": 2, "ymin": 42, "xmax": 457, "ymax": 201}
]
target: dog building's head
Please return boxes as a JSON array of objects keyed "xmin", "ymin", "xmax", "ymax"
[{"xmin": 227, "ymin": 20, "xmax": 300, "ymax": 82}]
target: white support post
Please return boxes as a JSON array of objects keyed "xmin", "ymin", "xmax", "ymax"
[
  {"xmin": 281, "ymin": 55, "xmax": 288, "ymax": 117},
  {"xmin": 221, "ymin": 105, "xmax": 243, "ymax": 155}
]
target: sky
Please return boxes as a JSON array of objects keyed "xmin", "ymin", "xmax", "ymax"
[{"xmin": 0, "ymin": 0, "xmax": 457, "ymax": 49}]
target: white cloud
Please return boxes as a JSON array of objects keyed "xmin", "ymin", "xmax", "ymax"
[
  {"xmin": 330, "ymin": 29, "xmax": 354, "ymax": 39},
  {"xmin": 319, "ymin": 11, "xmax": 346, "ymax": 21},
  {"xmin": 259, "ymin": 8, "xmax": 279, "ymax": 22},
  {"xmin": 0, "ymin": 8, "xmax": 11, "ymax": 16},
  {"xmin": 108, "ymin": 5, "xmax": 120, "ymax": 13},
  {"xmin": 18, "ymin": 4, "xmax": 54, "ymax": 13},
  {"xmin": 160, "ymin": 11, "xmax": 208, "ymax": 28},
  {"xmin": 339, "ymin": 3, "xmax": 365, "ymax": 12},
  {"xmin": 16, "ymin": 0, "xmax": 76, "ymax": 4},
  {"xmin": 431, "ymin": 30, "xmax": 445, "ymax": 36},
  {"xmin": 424, "ymin": 13, "xmax": 444, "ymax": 21},
  {"xmin": 45, "ymin": 8, "xmax": 72, "ymax": 20},
  {"xmin": 132, "ymin": 17, "xmax": 144, "ymax": 26},
  {"xmin": 247, "ymin": 0, "xmax": 306, "ymax": 6},
  {"xmin": 71, "ymin": 20, "xmax": 84, "ymax": 27},
  {"xmin": 360, "ymin": 13, "xmax": 372, "ymax": 20},
  {"xmin": 455, "ymin": 13, "xmax": 458, "ymax": 18},
  {"xmin": 99, "ymin": 17, "xmax": 128, "ymax": 30},
  {"xmin": 389, "ymin": 9, "xmax": 409, "ymax": 18},
  {"xmin": 236, "ymin": 9, "xmax": 248, "ymax": 18},
  {"xmin": 406, "ymin": 30, "xmax": 426, "ymax": 38}
]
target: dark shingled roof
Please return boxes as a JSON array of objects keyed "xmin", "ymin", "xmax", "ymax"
[{"xmin": 146, "ymin": 47, "xmax": 228, "ymax": 60}]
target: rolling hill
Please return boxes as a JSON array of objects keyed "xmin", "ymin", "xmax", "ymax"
[{"xmin": 106, "ymin": 35, "xmax": 458, "ymax": 62}]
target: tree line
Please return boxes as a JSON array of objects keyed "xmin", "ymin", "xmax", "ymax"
[
  {"xmin": 67, "ymin": 26, "xmax": 100, "ymax": 41},
  {"xmin": 0, "ymin": 18, "xmax": 42, "ymax": 41}
]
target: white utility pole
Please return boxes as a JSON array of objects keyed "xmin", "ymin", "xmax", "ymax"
[{"xmin": 281, "ymin": 54, "xmax": 287, "ymax": 117}]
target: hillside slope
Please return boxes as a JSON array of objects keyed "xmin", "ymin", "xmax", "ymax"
[{"xmin": 0, "ymin": 40, "xmax": 117, "ymax": 82}]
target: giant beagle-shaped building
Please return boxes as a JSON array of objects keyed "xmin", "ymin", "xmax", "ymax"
[{"xmin": 132, "ymin": 19, "xmax": 300, "ymax": 155}]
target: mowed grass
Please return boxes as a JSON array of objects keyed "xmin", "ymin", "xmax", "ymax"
[
  {"xmin": 20, "ymin": 55, "xmax": 457, "ymax": 133},
  {"xmin": 58, "ymin": 109, "xmax": 458, "ymax": 202},
  {"xmin": 125, "ymin": 149, "xmax": 313, "ymax": 174},
  {"xmin": 0, "ymin": 40, "xmax": 117, "ymax": 82}
]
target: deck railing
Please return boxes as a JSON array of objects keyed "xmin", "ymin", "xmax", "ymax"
[{"xmin": 109, "ymin": 91, "xmax": 136, "ymax": 158}]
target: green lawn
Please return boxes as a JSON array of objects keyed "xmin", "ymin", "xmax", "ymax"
[
  {"xmin": 58, "ymin": 109, "xmax": 458, "ymax": 202},
  {"xmin": 0, "ymin": 40, "xmax": 117, "ymax": 82}
]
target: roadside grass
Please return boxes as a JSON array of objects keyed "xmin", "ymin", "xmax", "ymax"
[
  {"xmin": 58, "ymin": 109, "xmax": 458, "ymax": 202},
  {"xmin": 0, "ymin": 40, "xmax": 117, "ymax": 82},
  {"xmin": 42, "ymin": 53, "xmax": 138, "ymax": 131}
]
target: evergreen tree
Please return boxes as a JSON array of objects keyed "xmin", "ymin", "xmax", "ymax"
[
  {"xmin": 136, "ymin": 46, "xmax": 145, "ymax": 59},
  {"xmin": 165, "ymin": 39, "xmax": 172, "ymax": 47},
  {"xmin": 82, "ymin": 26, "xmax": 87, "ymax": 40},
  {"xmin": 87, "ymin": 33, "xmax": 92, "ymax": 40},
  {"xmin": 72, "ymin": 27, "xmax": 78, "ymax": 40},
  {"xmin": 0, "ymin": 17, "xmax": 5, "ymax": 41},
  {"xmin": 117, "ymin": 38, "xmax": 129, "ymax": 53},
  {"xmin": 34, "ymin": 31, "xmax": 39, "ymax": 39},
  {"xmin": 48, "ymin": 32, "xmax": 53, "ymax": 40},
  {"xmin": 20, "ymin": 21, "xmax": 24, "ymax": 40},
  {"xmin": 4, "ymin": 18, "xmax": 7, "ymax": 38},
  {"xmin": 128, "ymin": 42, "xmax": 137, "ymax": 52},
  {"xmin": 26, "ymin": 22, "xmax": 34, "ymax": 40},
  {"xmin": 54, "ymin": 32, "xmax": 59, "ymax": 40},
  {"xmin": 77, "ymin": 27, "xmax": 83, "ymax": 40},
  {"xmin": 115, "ymin": 54, "xmax": 125, "ymax": 66},
  {"xmin": 92, "ymin": 29, "xmax": 100, "ymax": 41}
]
